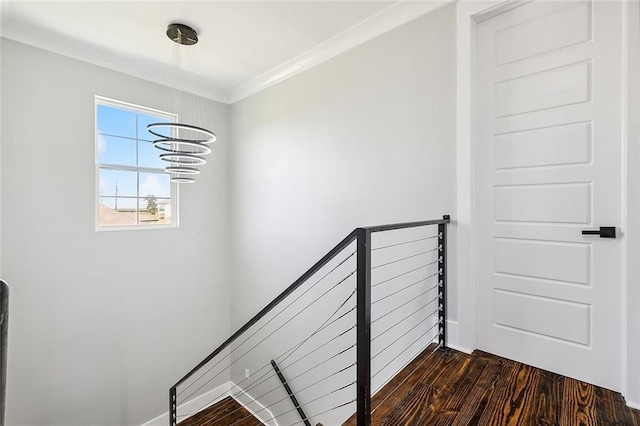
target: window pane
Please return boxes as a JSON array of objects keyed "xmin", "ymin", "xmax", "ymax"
[
  {"xmin": 97, "ymin": 104, "xmax": 136, "ymax": 138},
  {"xmin": 138, "ymin": 113, "xmax": 170, "ymax": 142},
  {"xmin": 138, "ymin": 197, "xmax": 171, "ymax": 225},
  {"xmin": 99, "ymin": 197, "xmax": 137, "ymax": 210},
  {"xmin": 97, "ymin": 135, "xmax": 136, "ymax": 166},
  {"xmin": 138, "ymin": 140, "xmax": 165, "ymax": 168},
  {"xmin": 98, "ymin": 197, "xmax": 138, "ymax": 227},
  {"xmin": 96, "ymin": 98, "xmax": 176, "ymax": 229},
  {"xmin": 156, "ymin": 199, "xmax": 172, "ymax": 223},
  {"xmin": 99, "ymin": 169, "xmax": 137, "ymax": 197},
  {"xmin": 139, "ymin": 172, "xmax": 170, "ymax": 198}
]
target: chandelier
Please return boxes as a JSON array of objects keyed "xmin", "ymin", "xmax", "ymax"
[{"xmin": 148, "ymin": 23, "xmax": 216, "ymax": 184}]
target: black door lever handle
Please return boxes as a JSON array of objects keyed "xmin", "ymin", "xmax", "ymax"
[{"xmin": 581, "ymin": 227, "xmax": 616, "ymax": 238}]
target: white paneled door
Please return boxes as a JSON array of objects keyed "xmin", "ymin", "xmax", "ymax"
[{"xmin": 475, "ymin": 0, "xmax": 623, "ymax": 391}]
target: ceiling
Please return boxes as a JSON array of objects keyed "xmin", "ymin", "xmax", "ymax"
[{"xmin": 0, "ymin": 1, "xmax": 447, "ymax": 104}]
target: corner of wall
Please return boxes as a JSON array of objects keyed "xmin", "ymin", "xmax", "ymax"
[
  {"xmin": 229, "ymin": 382, "xmax": 278, "ymax": 426},
  {"xmin": 624, "ymin": 0, "xmax": 640, "ymax": 408},
  {"xmin": 0, "ymin": 36, "xmax": 4, "ymax": 278}
]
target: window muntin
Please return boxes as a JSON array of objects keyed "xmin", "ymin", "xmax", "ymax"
[{"xmin": 95, "ymin": 97, "xmax": 177, "ymax": 229}]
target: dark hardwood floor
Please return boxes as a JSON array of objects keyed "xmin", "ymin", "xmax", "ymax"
[
  {"xmin": 178, "ymin": 346, "xmax": 640, "ymax": 425},
  {"xmin": 178, "ymin": 396, "xmax": 262, "ymax": 426},
  {"xmin": 344, "ymin": 345, "xmax": 640, "ymax": 425}
]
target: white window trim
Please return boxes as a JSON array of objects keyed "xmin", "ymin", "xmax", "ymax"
[{"xmin": 94, "ymin": 95, "xmax": 179, "ymax": 231}]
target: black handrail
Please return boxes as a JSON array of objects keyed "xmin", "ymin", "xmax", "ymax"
[
  {"xmin": 172, "ymin": 229, "xmax": 359, "ymax": 390},
  {"xmin": 170, "ymin": 216, "xmax": 451, "ymax": 426},
  {"xmin": 361, "ymin": 217, "xmax": 450, "ymax": 233},
  {"xmin": 354, "ymin": 215, "xmax": 450, "ymax": 426}
]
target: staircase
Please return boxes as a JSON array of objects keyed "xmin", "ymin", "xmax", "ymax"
[
  {"xmin": 178, "ymin": 397, "xmax": 262, "ymax": 426},
  {"xmin": 170, "ymin": 217, "xmax": 450, "ymax": 426}
]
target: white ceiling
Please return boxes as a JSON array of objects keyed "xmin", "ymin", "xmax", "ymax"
[{"xmin": 0, "ymin": 1, "xmax": 448, "ymax": 104}]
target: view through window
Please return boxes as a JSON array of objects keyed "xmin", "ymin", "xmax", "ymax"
[{"xmin": 95, "ymin": 97, "xmax": 177, "ymax": 228}]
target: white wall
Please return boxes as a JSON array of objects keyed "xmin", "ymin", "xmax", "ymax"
[
  {"xmin": 229, "ymin": 3, "xmax": 456, "ymax": 329},
  {"xmin": 0, "ymin": 39, "xmax": 231, "ymax": 425},
  {"xmin": 625, "ymin": 0, "xmax": 640, "ymax": 407},
  {"xmin": 229, "ymin": 4, "xmax": 456, "ymax": 422},
  {"xmin": 0, "ymin": 23, "xmax": 3, "ymax": 279}
]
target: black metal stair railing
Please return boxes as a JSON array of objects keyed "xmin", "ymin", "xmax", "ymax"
[
  {"xmin": 0, "ymin": 280, "xmax": 8, "ymax": 426},
  {"xmin": 169, "ymin": 216, "xmax": 450, "ymax": 426},
  {"xmin": 270, "ymin": 359, "xmax": 311, "ymax": 426}
]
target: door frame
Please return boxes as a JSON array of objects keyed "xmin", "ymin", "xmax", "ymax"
[{"xmin": 454, "ymin": 0, "xmax": 640, "ymax": 407}]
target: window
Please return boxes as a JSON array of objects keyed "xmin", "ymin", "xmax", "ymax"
[{"xmin": 95, "ymin": 97, "xmax": 177, "ymax": 229}]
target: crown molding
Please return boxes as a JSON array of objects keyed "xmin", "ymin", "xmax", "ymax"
[
  {"xmin": 227, "ymin": 0, "xmax": 453, "ymax": 104},
  {"xmin": 1, "ymin": 0, "xmax": 452, "ymax": 105},
  {"xmin": 0, "ymin": 19, "xmax": 231, "ymax": 104}
]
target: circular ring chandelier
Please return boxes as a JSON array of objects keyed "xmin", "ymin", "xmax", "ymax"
[
  {"xmin": 159, "ymin": 153, "xmax": 207, "ymax": 165},
  {"xmin": 148, "ymin": 23, "xmax": 216, "ymax": 184},
  {"xmin": 147, "ymin": 122, "xmax": 216, "ymax": 144},
  {"xmin": 165, "ymin": 166, "xmax": 200, "ymax": 175},
  {"xmin": 152, "ymin": 139, "xmax": 213, "ymax": 155},
  {"xmin": 171, "ymin": 177, "xmax": 196, "ymax": 184}
]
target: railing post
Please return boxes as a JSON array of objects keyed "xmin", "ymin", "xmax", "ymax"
[
  {"xmin": 170, "ymin": 387, "xmax": 177, "ymax": 426},
  {"xmin": 0, "ymin": 280, "xmax": 8, "ymax": 426},
  {"xmin": 438, "ymin": 215, "xmax": 449, "ymax": 349},
  {"xmin": 356, "ymin": 228, "xmax": 371, "ymax": 426},
  {"xmin": 270, "ymin": 359, "xmax": 312, "ymax": 426}
]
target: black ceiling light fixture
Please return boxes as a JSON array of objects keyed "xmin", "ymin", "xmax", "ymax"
[
  {"xmin": 147, "ymin": 23, "xmax": 216, "ymax": 184},
  {"xmin": 166, "ymin": 23, "xmax": 199, "ymax": 45}
]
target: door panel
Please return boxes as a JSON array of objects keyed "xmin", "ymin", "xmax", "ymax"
[
  {"xmin": 494, "ymin": 238, "xmax": 591, "ymax": 284},
  {"xmin": 494, "ymin": 183, "xmax": 591, "ymax": 224},
  {"xmin": 494, "ymin": 1, "xmax": 592, "ymax": 65},
  {"xmin": 495, "ymin": 62, "xmax": 591, "ymax": 117},
  {"xmin": 494, "ymin": 121, "xmax": 592, "ymax": 170},
  {"xmin": 476, "ymin": 0, "xmax": 622, "ymax": 391},
  {"xmin": 493, "ymin": 289, "xmax": 591, "ymax": 346}
]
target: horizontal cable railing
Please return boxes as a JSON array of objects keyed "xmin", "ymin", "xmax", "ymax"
[
  {"xmin": 170, "ymin": 216, "xmax": 450, "ymax": 426},
  {"xmin": 367, "ymin": 221, "xmax": 447, "ymax": 421}
]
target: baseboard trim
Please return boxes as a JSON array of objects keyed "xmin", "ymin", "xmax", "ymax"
[
  {"xmin": 230, "ymin": 381, "xmax": 278, "ymax": 426},
  {"xmin": 141, "ymin": 382, "xmax": 232, "ymax": 426},
  {"xmin": 141, "ymin": 320, "xmax": 469, "ymax": 425},
  {"xmin": 627, "ymin": 400, "xmax": 640, "ymax": 410},
  {"xmin": 445, "ymin": 319, "xmax": 473, "ymax": 354}
]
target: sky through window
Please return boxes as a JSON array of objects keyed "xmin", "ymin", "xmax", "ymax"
[{"xmin": 95, "ymin": 99, "xmax": 176, "ymax": 228}]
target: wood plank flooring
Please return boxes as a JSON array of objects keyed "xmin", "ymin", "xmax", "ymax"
[
  {"xmin": 178, "ymin": 346, "xmax": 640, "ymax": 425},
  {"xmin": 178, "ymin": 396, "xmax": 262, "ymax": 426},
  {"xmin": 343, "ymin": 345, "xmax": 640, "ymax": 425}
]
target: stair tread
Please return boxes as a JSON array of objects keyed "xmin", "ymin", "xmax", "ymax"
[{"xmin": 178, "ymin": 396, "xmax": 263, "ymax": 426}]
